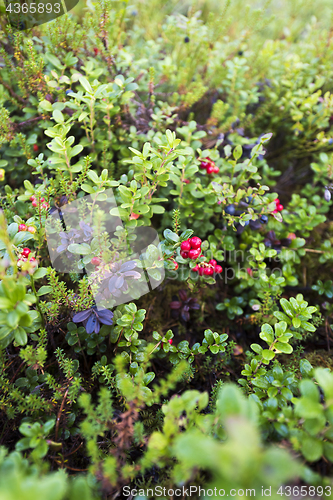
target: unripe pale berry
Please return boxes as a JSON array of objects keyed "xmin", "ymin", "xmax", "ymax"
[
  {"xmin": 91, "ymin": 257, "xmax": 101, "ymax": 266},
  {"xmin": 27, "ymin": 226, "xmax": 36, "ymax": 234}
]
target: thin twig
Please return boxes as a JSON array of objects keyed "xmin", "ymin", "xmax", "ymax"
[{"xmin": 55, "ymin": 387, "xmax": 69, "ymax": 442}]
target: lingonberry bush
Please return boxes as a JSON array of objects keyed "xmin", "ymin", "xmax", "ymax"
[{"xmin": 1, "ymin": 0, "xmax": 333, "ymax": 498}]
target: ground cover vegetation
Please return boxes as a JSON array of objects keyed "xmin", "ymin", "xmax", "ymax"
[{"xmin": 1, "ymin": 0, "xmax": 333, "ymax": 498}]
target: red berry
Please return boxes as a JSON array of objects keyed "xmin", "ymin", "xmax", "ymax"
[
  {"xmin": 200, "ymin": 161, "xmax": 209, "ymax": 169},
  {"xmin": 93, "ymin": 48, "xmax": 99, "ymax": 55},
  {"xmin": 188, "ymin": 248, "xmax": 201, "ymax": 260},
  {"xmin": 40, "ymin": 197, "xmax": 45, "ymax": 202},
  {"xmin": 33, "ymin": 144, "xmax": 38, "ymax": 152},
  {"xmin": 184, "ymin": 179, "xmax": 190, "ymax": 184},
  {"xmin": 27, "ymin": 226, "xmax": 36, "ymax": 234},
  {"xmin": 30, "ymin": 195, "xmax": 36, "ymax": 202},
  {"xmin": 277, "ymin": 204, "xmax": 283, "ymax": 211},
  {"xmin": 213, "ymin": 166, "xmax": 219, "ymax": 173},
  {"xmin": 206, "ymin": 165, "xmax": 214, "ymax": 174},
  {"xmin": 215, "ymin": 265, "xmax": 222, "ymax": 274},
  {"xmin": 180, "ymin": 240, "xmax": 191, "ymax": 251},
  {"xmin": 198, "ymin": 267, "xmax": 204, "ymax": 276},
  {"xmin": 22, "ymin": 248, "xmax": 31, "ymax": 257},
  {"xmin": 91, "ymin": 257, "xmax": 101, "ymax": 266},
  {"xmin": 41, "ymin": 202, "xmax": 49, "ymax": 210},
  {"xmin": 193, "ymin": 265, "xmax": 199, "ymax": 272},
  {"xmin": 18, "ymin": 224, "xmax": 27, "ymax": 232},
  {"xmin": 209, "ymin": 259, "xmax": 217, "ymax": 266},
  {"xmin": 32, "ymin": 200, "xmax": 37, "ymax": 207},
  {"xmin": 203, "ymin": 267, "xmax": 214, "ymax": 276},
  {"xmin": 168, "ymin": 259, "xmax": 178, "ymax": 270},
  {"xmin": 29, "ymin": 256, "xmax": 36, "ymax": 262},
  {"xmin": 274, "ymin": 198, "xmax": 280, "ymax": 204},
  {"xmin": 180, "ymin": 250, "xmax": 189, "ymax": 259},
  {"xmin": 189, "ymin": 237, "xmax": 202, "ymax": 249},
  {"xmin": 168, "ymin": 339, "xmax": 173, "ymax": 345}
]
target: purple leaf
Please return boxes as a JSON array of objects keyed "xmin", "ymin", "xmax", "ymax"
[
  {"xmin": 85, "ymin": 314, "xmax": 99, "ymax": 334},
  {"xmin": 170, "ymin": 301, "xmax": 182, "ymax": 309},
  {"xmin": 120, "ymin": 261, "xmax": 137, "ymax": 272},
  {"xmin": 73, "ymin": 309, "xmax": 92, "ymax": 323}
]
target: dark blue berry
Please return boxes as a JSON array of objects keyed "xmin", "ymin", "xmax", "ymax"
[
  {"xmin": 66, "ymin": 90, "xmax": 74, "ymax": 95},
  {"xmin": 243, "ymin": 220, "xmax": 250, "ymax": 226},
  {"xmin": 184, "ymin": 36, "xmax": 190, "ymax": 43},
  {"xmin": 246, "ymin": 196, "xmax": 253, "ymax": 204},
  {"xmin": 238, "ymin": 50, "xmax": 243, "ymax": 56},
  {"xmin": 329, "ymin": 138, "xmax": 333, "ymax": 145},
  {"xmin": 260, "ymin": 215, "xmax": 268, "ymax": 224},
  {"xmin": 225, "ymin": 204, "xmax": 236, "ymax": 215}
]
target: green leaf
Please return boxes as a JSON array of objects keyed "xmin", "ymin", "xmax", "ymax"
[
  {"xmin": 280, "ymin": 298, "xmax": 294, "ymax": 317},
  {"xmin": 33, "ymin": 268, "xmax": 47, "ymax": 280},
  {"xmin": 163, "ymin": 229, "xmax": 179, "ymax": 243},
  {"xmin": 14, "ymin": 327, "xmax": 27, "ymax": 345},
  {"xmin": 292, "ymin": 317, "xmax": 301, "ymax": 328},
  {"xmin": 37, "ymin": 286, "xmax": 53, "ymax": 296},
  {"xmin": 274, "ymin": 342, "xmax": 293, "ymax": 354},
  {"xmin": 262, "ymin": 349, "xmax": 275, "ymax": 361},
  {"xmin": 259, "ymin": 324, "xmax": 274, "ymax": 344},
  {"xmin": 79, "ymin": 75, "xmax": 93, "ymax": 93},
  {"xmin": 301, "ymin": 436, "xmax": 323, "ymax": 462},
  {"xmin": 210, "ymin": 345, "xmax": 219, "ymax": 354}
]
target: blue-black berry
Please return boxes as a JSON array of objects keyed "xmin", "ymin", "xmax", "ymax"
[
  {"xmin": 184, "ymin": 36, "xmax": 190, "ymax": 43},
  {"xmin": 225, "ymin": 204, "xmax": 236, "ymax": 215},
  {"xmin": 260, "ymin": 215, "xmax": 268, "ymax": 224},
  {"xmin": 246, "ymin": 195, "xmax": 253, "ymax": 204}
]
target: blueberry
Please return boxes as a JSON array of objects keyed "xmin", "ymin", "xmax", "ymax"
[
  {"xmin": 329, "ymin": 138, "xmax": 333, "ymax": 145},
  {"xmin": 184, "ymin": 36, "xmax": 190, "ymax": 43},
  {"xmin": 225, "ymin": 204, "xmax": 236, "ymax": 215},
  {"xmin": 246, "ymin": 195, "xmax": 253, "ymax": 204},
  {"xmin": 238, "ymin": 50, "xmax": 243, "ymax": 56},
  {"xmin": 66, "ymin": 90, "xmax": 74, "ymax": 95},
  {"xmin": 260, "ymin": 215, "xmax": 268, "ymax": 224},
  {"xmin": 243, "ymin": 220, "xmax": 250, "ymax": 226}
]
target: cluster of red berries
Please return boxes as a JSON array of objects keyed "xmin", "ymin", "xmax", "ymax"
[
  {"xmin": 30, "ymin": 195, "xmax": 49, "ymax": 210},
  {"xmin": 272, "ymin": 198, "xmax": 283, "ymax": 214},
  {"xmin": 180, "ymin": 237, "xmax": 202, "ymax": 260},
  {"xmin": 193, "ymin": 259, "xmax": 222, "ymax": 276},
  {"xmin": 17, "ymin": 247, "xmax": 37, "ymax": 270},
  {"xmin": 200, "ymin": 157, "xmax": 219, "ymax": 175},
  {"xmin": 18, "ymin": 224, "xmax": 36, "ymax": 234}
]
